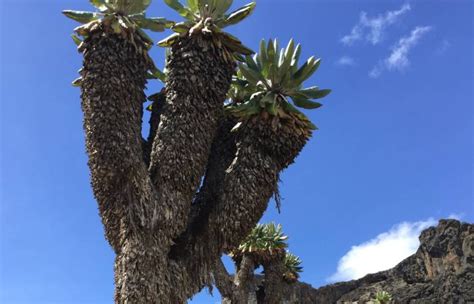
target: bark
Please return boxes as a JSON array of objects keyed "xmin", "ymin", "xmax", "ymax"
[
  {"xmin": 148, "ymin": 35, "xmax": 235, "ymax": 240},
  {"xmin": 171, "ymin": 117, "xmax": 310, "ymax": 299},
  {"xmin": 213, "ymin": 252, "xmax": 290, "ymax": 304},
  {"xmin": 171, "ymin": 117, "xmax": 238, "ymax": 253},
  {"xmin": 80, "ymin": 29, "xmax": 157, "ymax": 253},
  {"xmin": 233, "ymin": 255, "xmax": 256, "ymax": 304},
  {"xmin": 114, "ymin": 235, "xmax": 171, "ymax": 302},
  {"xmin": 261, "ymin": 255, "xmax": 287, "ymax": 304},
  {"xmin": 213, "ymin": 258, "xmax": 236, "ymax": 301},
  {"xmin": 78, "ymin": 24, "xmax": 311, "ymax": 304},
  {"xmin": 80, "ymin": 28, "xmax": 173, "ymax": 303}
]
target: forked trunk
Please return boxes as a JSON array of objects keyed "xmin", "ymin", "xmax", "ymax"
[
  {"xmin": 80, "ymin": 28, "xmax": 169, "ymax": 303},
  {"xmin": 172, "ymin": 117, "xmax": 310, "ymax": 297},
  {"xmin": 148, "ymin": 34, "xmax": 235, "ymax": 239},
  {"xmin": 79, "ymin": 24, "xmax": 310, "ymax": 303}
]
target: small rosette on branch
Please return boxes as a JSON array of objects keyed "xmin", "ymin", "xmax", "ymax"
[
  {"xmin": 230, "ymin": 223, "xmax": 303, "ymax": 283},
  {"xmin": 282, "ymin": 252, "xmax": 303, "ymax": 283},
  {"xmin": 232, "ymin": 222, "xmax": 288, "ymax": 263}
]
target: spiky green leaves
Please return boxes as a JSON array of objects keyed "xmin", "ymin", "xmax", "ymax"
[
  {"xmin": 163, "ymin": 0, "xmax": 255, "ymax": 28},
  {"xmin": 227, "ymin": 39, "xmax": 331, "ymax": 131},
  {"xmin": 159, "ymin": 0, "xmax": 255, "ymax": 57},
  {"xmin": 220, "ymin": 2, "xmax": 256, "ymax": 28},
  {"xmin": 237, "ymin": 223, "xmax": 288, "ymax": 256},
  {"xmin": 66, "ymin": 0, "xmax": 153, "ymax": 19},
  {"xmin": 64, "ymin": 0, "xmax": 172, "ymax": 86},
  {"xmin": 283, "ymin": 252, "xmax": 303, "ymax": 283},
  {"xmin": 63, "ymin": 11, "xmax": 101, "ymax": 24},
  {"xmin": 232, "ymin": 223, "xmax": 304, "ymax": 282},
  {"xmin": 373, "ymin": 291, "xmax": 393, "ymax": 304},
  {"xmin": 132, "ymin": 16, "xmax": 174, "ymax": 32},
  {"xmin": 63, "ymin": 0, "xmax": 173, "ymax": 49},
  {"xmin": 89, "ymin": 0, "xmax": 151, "ymax": 14}
]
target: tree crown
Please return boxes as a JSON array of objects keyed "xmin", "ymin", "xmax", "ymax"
[
  {"xmin": 231, "ymin": 222, "xmax": 303, "ymax": 283},
  {"xmin": 159, "ymin": 0, "xmax": 256, "ymax": 57},
  {"xmin": 63, "ymin": 0, "xmax": 174, "ymax": 50},
  {"xmin": 227, "ymin": 39, "xmax": 331, "ymax": 132}
]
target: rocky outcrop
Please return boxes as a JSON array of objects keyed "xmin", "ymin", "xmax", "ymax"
[{"xmin": 276, "ymin": 219, "xmax": 474, "ymax": 303}]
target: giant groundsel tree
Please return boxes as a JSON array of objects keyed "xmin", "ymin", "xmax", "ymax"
[
  {"xmin": 64, "ymin": 0, "xmax": 330, "ymax": 302},
  {"xmin": 215, "ymin": 223, "xmax": 304, "ymax": 303}
]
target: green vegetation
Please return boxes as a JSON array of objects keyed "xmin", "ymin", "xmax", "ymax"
[
  {"xmin": 373, "ymin": 290, "xmax": 393, "ymax": 304},
  {"xmin": 159, "ymin": 0, "xmax": 256, "ymax": 58},
  {"xmin": 232, "ymin": 223, "xmax": 303, "ymax": 283},
  {"xmin": 227, "ymin": 39, "xmax": 331, "ymax": 134},
  {"xmin": 63, "ymin": 0, "xmax": 173, "ymax": 49}
]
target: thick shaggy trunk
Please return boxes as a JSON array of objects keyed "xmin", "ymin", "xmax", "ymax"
[
  {"xmin": 80, "ymin": 28, "xmax": 169, "ymax": 302},
  {"xmin": 172, "ymin": 117, "xmax": 310, "ymax": 294},
  {"xmin": 80, "ymin": 29, "xmax": 241, "ymax": 302},
  {"xmin": 148, "ymin": 35, "xmax": 235, "ymax": 239},
  {"xmin": 114, "ymin": 235, "xmax": 171, "ymax": 303},
  {"xmin": 78, "ymin": 25, "xmax": 311, "ymax": 303},
  {"xmin": 261, "ymin": 256, "xmax": 287, "ymax": 304},
  {"xmin": 233, "ymin": 255, "xmax": 256, "ymax": 304},
  {"xmin": 80, "ymin": 29, "xmax": 156, "ymax": 252}
]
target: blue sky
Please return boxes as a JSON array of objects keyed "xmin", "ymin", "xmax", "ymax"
[{"xmin": 1, "ymin": 0, "xmax": 472, "ymax": 303}]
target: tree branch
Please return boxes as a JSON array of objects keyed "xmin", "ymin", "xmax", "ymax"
[
  {"xmin": 170, "ymin": 116, "xmax": 238, "ymax": 256},
  {"xmin": 261, "ymin": 255, "xmax": 287, "ymax": 304},
  {"xmin": 233, "ymin": 255, "xmax": 256, "ymax": 304},
  {"xmin": 80, "ymin": 31, "xmax": 158, "ymax": 252},
  {"xmin": 171, "ymin": 118, "xmax": 310, "ymax": 297},
  {"xmin": 147, "ymin": 36, "xmax": 234, "ymax": 240},
  {"xmin": 212, "ymin": 257, "xmax": 235, "ymax": 300}
]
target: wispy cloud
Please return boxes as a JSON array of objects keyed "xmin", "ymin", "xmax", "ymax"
[
  {"xmin": 369, "ymin": 26, "xmax": 432, "ymax": 78},
  {"xmin": 336, "ymin": 56, "xmax": 356, "ymax": 67},
  {"xmin": 368, "ymin": 64, "xmax": 383, "ymax": 78},
  {"xmin": 447, "ymin": 213, "xmax": 464, "ymax": 220},
  {"xmin": 341, "ymin": 4, "xmax": 411, "ymax": 46},
  {"xmin": 435, "ymin": 39, "xmax": 451, "ymax": 55},
  {"xmin": 327, "ymin": 218, "xmax": 436, "ymax": 282},
  {"xmin": 386, "ymin": 26, "xmax": 432, "ymax": 70}
]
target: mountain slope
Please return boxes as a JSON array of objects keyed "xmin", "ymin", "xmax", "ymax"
[{"xmin": 264, "ymin": 219, "xmax": 474, "ymax": 303}]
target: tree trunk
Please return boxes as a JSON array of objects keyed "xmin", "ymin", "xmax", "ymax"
[
  {"xmin": 78, "ymin": 25, "xmax": 311, "ymax": 303},
  {"xmin": 80, "ymin": 27, "xmax": 170, "ymax": 302},
  {"xmin": 261, "ymin": 256, "xmax": 287, "ymax": 304},
  {"xmin": 148, "ymin": 34, "xmax": 235, "ymax": 239},
  {"xmin": 170, "ymin": 117, "xmax": 310, "ymax": 299},
  {"xmin": 114, "ymin": 235, "xmax": 171, "ymax": 303},
  {"xmin": 80, "ymin": 29, "xmax": 155, "ymax": 253},
  {"xmin": 233, "ymin": 255, "xmax": 256, "ymax": 304}
]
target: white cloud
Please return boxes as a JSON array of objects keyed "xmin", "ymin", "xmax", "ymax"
[
  {"xmin": 328, "ymin": 218, "xmax": 436, "ymax": 282},
  {"xmin": 447, "ymin": 213, "xmax": 464, "ymax": 220},
  {"xmin": 341, "ymin": 4, "xmax": 411, "ymax": 46},
  {"xmin": 341, "ymin": 24, "xmax": 364, "ymax": 46},
  {"xmin": 336, "ymin": 56, "xmax": 356, "ymax": 67},
  {"xmin": 386, "ymin": 26, "xmax": 432, "ymax": 70},
  {"xmin": 369, "ymin": 26, "xmax": 432, "ymax": 77},
  {"xmin": 368, "ymin": 63, "xmax": 383, "ymax": 78}
]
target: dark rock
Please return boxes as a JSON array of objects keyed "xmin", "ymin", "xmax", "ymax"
[{"xmin": 278, "ymin": 219, "xmax": 474, "ymax": 303}]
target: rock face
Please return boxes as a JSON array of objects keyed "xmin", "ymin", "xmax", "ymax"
[{"xmin": 280, "ymin": 219, "xmax": 474, "ymax": 303}]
